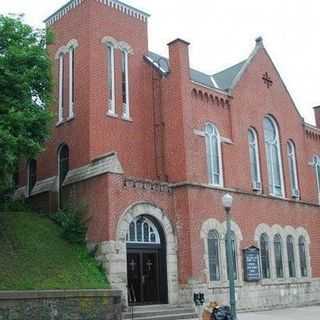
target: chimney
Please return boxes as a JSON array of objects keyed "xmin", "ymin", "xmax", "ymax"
[
  {"xmin": 167, "ymin": 38, "xmax": 190, "ymax": 80},
  {"xmin": 313, "ymin": 106, "xmax": 320, "ymax": 128}
]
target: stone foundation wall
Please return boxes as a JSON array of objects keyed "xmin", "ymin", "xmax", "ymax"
[
  {"xmin": 181, "ymin": 278, "xmax": 320, "ymax": 312},
  {"xmin": 0, "ymin": 290, "xmax": 122, "ymax": 320}
]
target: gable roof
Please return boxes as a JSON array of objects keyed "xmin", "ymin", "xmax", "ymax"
[
  {"xmin": 145, "ymin": 51, "xmax": 248, "ymax": 93},
  {"xmin": 212, "ymin": 60, "xmax": 247, "ymax": 91}
]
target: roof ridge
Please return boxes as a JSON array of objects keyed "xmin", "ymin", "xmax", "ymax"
[{"xmin": 212, "ymin": 59, "xmax": 247, "ymax": 77}]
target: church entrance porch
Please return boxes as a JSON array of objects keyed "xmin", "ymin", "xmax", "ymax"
[{"xmin": 126, "ymin": 215, "xmax": 167, "ymax": 305}]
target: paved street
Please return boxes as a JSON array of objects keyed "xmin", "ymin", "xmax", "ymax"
[{"xmin": 239, "ymin": 305, "xmax": 320, "ymax": 320}]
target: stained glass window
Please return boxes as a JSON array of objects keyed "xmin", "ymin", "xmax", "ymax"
[
  {"xmin": 274, "ymin": 234, "xmax": 284, "ymax": 278},
  {"xmin": 208, "ymin": 230, "xmax": 220, "ymax": 281}
]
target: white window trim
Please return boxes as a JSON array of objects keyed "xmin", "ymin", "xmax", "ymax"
[
  {"xmin": 121, "ymin": 50, "xmax": 130, "ymax": 120},
  {"xmin": 68, "ymin": 47, "xmax": 75, "ymax": 119},
  {"xmin": 287, "ymin": 140, "xmax": 300, "ymax": 198},
  {"xmin": 58, "ymin": 54, "xmax": 64, "ymax": 124},
  {"xmin": 107, "ymin": 43, "xmax": 116, "ymax": 116},
  {"xmin": 248, "ymin": 127, "xmax": 262, "ymax": 191},
  {"xmin": 264, "ymin": 115, "xmax": 285, "ymax": 198},
  {"xmin": 205, "ymin": 123, "xmax": 224, "ymax": 187},
  {"xmin": 126, "ymin": 217, "xmax": 160, "ymax": 244},
  {"xmin": 314, "ymin": 156, "xmax": 320, "ymax": 204}
]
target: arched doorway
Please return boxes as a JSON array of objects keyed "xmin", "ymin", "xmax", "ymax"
[
  {"xmin": 126, "ymin": 215, "xmax": 168, "ymax": 305},
  {"xmin": 114, "ymin": 203, "xmax": 179, "ymax": 306}
]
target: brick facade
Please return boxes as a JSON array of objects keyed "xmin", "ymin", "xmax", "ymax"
[{"xmin": 17, "ymin": 0, "xmax": 320, "ymax": 310}]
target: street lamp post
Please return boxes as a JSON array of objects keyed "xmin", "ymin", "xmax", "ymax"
[{"xmin": 222, "ymin": 193, "xmax": 237, "ymax": 320}]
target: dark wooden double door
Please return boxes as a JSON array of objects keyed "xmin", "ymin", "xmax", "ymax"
[{"xmin": 127, "ymin": 248, "xmax": 164, "ymax": 305}]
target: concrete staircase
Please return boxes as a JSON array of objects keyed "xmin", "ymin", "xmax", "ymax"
[{"xmin": 123, "ymin": 304, "xmax": 199, "ymax": 320}]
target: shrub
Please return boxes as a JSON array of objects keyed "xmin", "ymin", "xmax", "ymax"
[{"xmin": 52, "ymin": 204, "xmax": 88, "ymax": 244}]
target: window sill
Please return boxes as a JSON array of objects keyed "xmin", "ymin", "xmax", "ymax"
[
  {"xmin": 208, "ymin": 279, "xmax": 243, "ymax": 289},
  {"xmin": 121, "ymin": 115, "xmax": 133, "ymax": 122},
  {"xmin": 56, "ymin": 120, "xmax": 65, "ymax": 127},
  {"xmin": 260, "ymin": 277, "xmax": 312, "ymax": 286},
  {"xmin": 106, "ymin": 111, "xmax": 119, "ymax": 119},
  {"xmin": 66, "ymin": 116, "xmax": 75, "ymax": 122}
]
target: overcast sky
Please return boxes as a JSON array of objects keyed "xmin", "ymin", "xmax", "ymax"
[{"xmin": 1, "ymin": 0, "xmax": 319, "ymax": 124}]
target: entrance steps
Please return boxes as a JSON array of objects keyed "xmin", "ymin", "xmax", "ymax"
[{"xmin": 123, "ymin": 304, "xmax": 199, "ymax": 320}]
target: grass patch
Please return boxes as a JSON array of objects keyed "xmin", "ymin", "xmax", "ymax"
[{"xmin": 0, "ymin": 211, "xmax": 108, "ymax": 290}]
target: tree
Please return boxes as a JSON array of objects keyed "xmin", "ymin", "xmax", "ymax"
[{"xmin": 0, "ymin": 15, "xmax": 53, "ymax": 193}]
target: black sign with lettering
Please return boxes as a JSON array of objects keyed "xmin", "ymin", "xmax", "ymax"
[{"xmin": 243, "ymin": 246, "xmax": 261, "ymax": 282}]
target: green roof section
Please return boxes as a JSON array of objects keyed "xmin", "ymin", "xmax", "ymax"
[
  {"xmin": 145, "ymin": 51, "xmax": 247, "ymax": 92},
  {"xmin": 212, "ymin": 60, "xmax": 247, "ymax": 90}
]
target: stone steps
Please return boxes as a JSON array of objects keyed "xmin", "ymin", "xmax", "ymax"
[{"xmin": 123, "ymin": 304, "xmax": 198, "ymax": 320}]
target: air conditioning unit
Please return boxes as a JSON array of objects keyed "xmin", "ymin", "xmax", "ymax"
[
  {"xmin": 252, "ymin": 181, "xmax": 262, "ymax": 192},
  {"xmin": 292, "ymin": 189, "xmax": 300, "ymax": 199}
]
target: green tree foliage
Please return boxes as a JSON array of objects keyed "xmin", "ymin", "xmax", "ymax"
[{"xmin": 0, "ymin": 15, "xmax": 53, "ymax": 193}]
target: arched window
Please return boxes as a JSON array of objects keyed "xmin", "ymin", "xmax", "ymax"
[
  {"xmin": 107, "ymin": 43, "xmax": 115, "ymax": 115},
  {"xmin": 126, "ymin": 216, "xmax": 160, "ymax": 244},
  {"xmin": 58, "ymin": 53, "xmax": 64, "ymax": 123},
  {"xmin": 287, "ymin": 235, "xmax": 296, "ymax": 278},
  {"xmin": 225, "ymin": 231, "xmax": 237, "ymax": 280},
  {"xmin": 287, "ymin": 140, "xmax": 299, "ymax": 198},
  {"xmin": 208, "ymin": 230, "xmax": 221, "ymax": 281},
  {"xmin": 27, "ymin": 159, "xmax": 37, "ymax": 196},
  {"xmin": 274, "ymin": 234, "xmax": 284, "ymax": 278},
  {"xmin": 260, "ymin": 233, "xmax": 270, "ymax": 279},
  {"xmin": 314, "ymin": 156, "xmax": 320, "ymax": 203},
  {"xmin": 121, "ymin": 50, "xmax": 130, "ymax": 119},
  {"xmin": 68, "ymin": 46, "xmax": 75, "ymax": 119},
  {"xmin": 205, "ymin": 123, "xmax": 223, "ymax": 186},
  {"xmin": 248, "ymin": 128, "xmax": 261, "ymax": 191},
  {"xmin": 263, "ymin": 116, "xmax": 284, "ymax": 197},
  {"xmin": 298, "ymin": 236, "xmax": 308, "ymax": 277},
  {"xmin": 58, "ymin": 144, "xmax": 69, "ymax": 209}
]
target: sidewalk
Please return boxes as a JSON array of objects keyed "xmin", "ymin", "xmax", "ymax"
[{"xmin": 238, "ymin": 305, "xmax": 320, "ymax": 320}]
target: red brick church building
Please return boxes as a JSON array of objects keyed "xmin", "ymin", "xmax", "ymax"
[{"xmin": 16, "ymin": 0, "xmax": 320, "ymax": 310}]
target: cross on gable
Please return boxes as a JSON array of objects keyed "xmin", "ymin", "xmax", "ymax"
[{"xmin": 262, "ymin": 72, "xmax": 273, "ymax": 88}]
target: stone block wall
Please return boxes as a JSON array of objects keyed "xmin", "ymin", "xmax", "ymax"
[
  {"xmin": 184, "ymin": 278, "xmax": 320, "ymax": 312},
  {"xmin": 0, "ymin": 290, "xmax": 122, "ymax": 320}
]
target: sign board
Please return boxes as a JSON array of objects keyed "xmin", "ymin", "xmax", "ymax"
[{"xmin": 243, "ymin": 246, "xmax": 261, "ymax": 282}]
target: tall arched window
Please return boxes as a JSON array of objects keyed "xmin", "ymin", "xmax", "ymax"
[
  {"xmin": 298, "ymin": 236, "xmax": 308, "ymax": 277},
  {"xmin": 27, "ymin": 159, "xmax": 37, "ymax": 196},
  {"xmin": 314, "ymin": 156, "xmax": 320, "ymax": 203},
  {"xmin": 225, "ymin": 231, "xmax": 237, "ymax": 280},
  {"xmin": 205, "ymin": 123, "xmax": 223, "ymax": 186},
  {"xmin": 58, "ymin": 144, "xmax": 69, "ymax": 209},
  {"xmin": 274, "ymin": 234, "xmax": 284, "ymax": 278},
  {"xmin": 263, "ymin": 116, "xmax": 284, "ymax": 197},
  {"xmin": 107, "ymin": 43, "xmax": 115, "ymax": 115},
  {"xmin": 287, "ymin": 140, "xmax": 299, "ymax": 198},
  {"xmin": 248, "ymin": 128, "xmax": 261, "ymax": 191},
  {"xmin": 58, "ymin": 53, "xmax": 64, "ymax": 123},
  {"xmin": 260, "ymin": 233, "xmax": 270, "ymax": 279},
  {"xmin": 287, "ymin": 235, "xmax": 296, "ymax": 278},
  {"xmin": 68, "ymin": 46, "xmax": 75, "ymax": 119},
  {"xmin": 121, "ymin": 49, "xmax": 130, "ymax": 119},
  {"xmin": 208, "ymin": 230, "xmax": 221, "ymax": 281}
]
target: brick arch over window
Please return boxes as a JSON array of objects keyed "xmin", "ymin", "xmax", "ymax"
[{"xmin": 115, "ymin": 202, "xmax": 178, "ymax": 305}]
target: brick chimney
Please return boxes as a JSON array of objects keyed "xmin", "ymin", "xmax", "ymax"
[
  {"xmin": 167, "ymin": 38, "xmax": 190, "ymax": 80},
  {"xmin": 313, "ymin": 106, "xmax": 320, "ymax": 128},
  {"xmin": 163, "ymin": 38, "xmax": 192, "ymax": 183}
]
